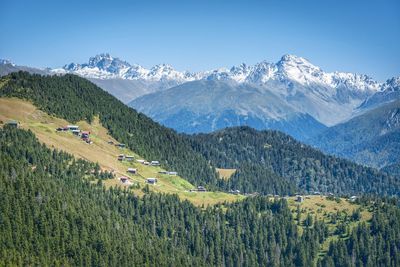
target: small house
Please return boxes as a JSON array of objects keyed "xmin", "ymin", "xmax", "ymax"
[
  {"xmin": 81, "ymin": 131, "xmax": 90, "ymax": 138},
  {"xmin": 146, "ymin": 178, "xmax": 157, "ymax": 184},
  {"xmin": 116, "ymin": 143, "xmax": 125, "ymax": 148},
  {"xmin": 158, "ymin": 171, "xmax": 168, "ymax": 174},
  {"xmin": 168, "ymin": 172, "xmax": 178, "ymax": 176},
  {"xmin": 197, "ymin": 186, "xmax": 207, "ymax": 192},
  {"xmin": 349, "ymin": 196, "xmax": 358, "ymax": 202},
  {"xmin": 143, "ymin": 161, "xmax": 150, "ymax": 165},
  {"xmin": 67, "ymin": 125, "xmax": 79, "ymax": 131},
  {"xmin": 117, "ymin": 154, "xmax": 125, "ymax": 161},
  {"xmin": 125, "ymin": 155, "xmax": 135, "ymax": 161},
  {"xmin": 56, "ymin": 126, "xmax": 69, "ymax": 131},
  {"xmin": 6, "ymin": 120, "xmax": 19, "ymax": 127},
  {"xmin": 127, "ymin": 168, "xmax": 137, "ymax": 174},
  {"xmin": 137, "ymin": 159, "xmax": 145, "ymax": 164},
  {"xmin": 120, "ymin": 176, "xmax": 129, "ymax": 183},
  {"xmin": 151, "ymin": 161, "xmax": 160, "ymax": 166},
  {"xmin": 296, "ymin": 195, "xmax": 304, "ymax": 203}
]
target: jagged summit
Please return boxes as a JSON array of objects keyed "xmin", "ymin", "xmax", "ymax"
[
  {"xmin": 54, "ymin": 53, "xmax": 199, "ymax": 82},
  {"xmin": 49, "ymin": 53, "xmax": 382, "ymax": 92},
  {"xmin": 382, "ymin": 77, "xmax": 400, "ymax": 92},
  {"xmin": 0, "ymin": 59, "xmax": 14, "ymax": 66}
]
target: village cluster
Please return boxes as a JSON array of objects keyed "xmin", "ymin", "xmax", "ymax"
[
  {"xmin": 56, "ymin": 125, "xmax": 92, "ymax": 144},
  {"xmin": 51, "ymin": 123, "xmax": 209, "ymax": 192},
  {"xmin": 115, "ymin": 148, "xmax": 210, "ymax": 192},
  {"xmin": 112, "ymin": 144, "xmax": 188, "ymax": 188}
]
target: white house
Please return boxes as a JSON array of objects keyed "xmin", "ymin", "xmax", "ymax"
[
  {"xmin": 125, "ymin": 155, "xmax": 135, "ymax": 161},
  {"xmin": 127, "ymin": 168, "xmax": 137, "ymax": 174},
  {"xmin": 67, "ymin": 125, "xmax": 79, "ymax": 131}
]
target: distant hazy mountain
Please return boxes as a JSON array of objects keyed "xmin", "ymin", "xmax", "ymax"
[
  {"xmin": 310, "ymin": 99, "xmax": 400, "ymax": 169},
  {"xmin": 128, "ymin": 79, "xmax": 326, "ymax": 140},
  {"xmin": 0, "ymin": 59, "xmax": 47, "ymax": 76},
  {"xmin": 357, "ymin": 77, "xmax": 400, "ymax": 111},
  {"xmin": 86, "ymin": 78, "xmax": 179, "ymax": 103}
]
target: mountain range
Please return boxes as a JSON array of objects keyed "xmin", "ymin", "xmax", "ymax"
[
  {"xmin": 1, "ymin": 54, "xmax": 399, "ymax": 170},
  {"xmin": 45, "ymin": 53, "xmax": 386, "ymax": 138}
]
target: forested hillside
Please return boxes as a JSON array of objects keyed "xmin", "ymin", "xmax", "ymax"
[
  {"xmin": 1, "ymin": 72, "xmax": 399, "ymax": 197},
  {"xmin": 309, "ymin": 99, "xmax": 400, "ymax": 169},
  {"xmin": 0, "ymin": 71, "xmax": 219, "ymax": 188},
  {"xmin": 0, "ymin": 127, "xmax": 400, "ymax": 266},
  {"xmin": 1, "ymin": 126, "xmax": 399, "ymax": 266},
  {"xmin": 190, "ymin": 127, "xmax": 400, "ymax": 196}
]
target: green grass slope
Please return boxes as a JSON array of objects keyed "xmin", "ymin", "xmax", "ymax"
[{"xmin": 0, "ymin": 71, "xmax": 219, "ymax": 188}]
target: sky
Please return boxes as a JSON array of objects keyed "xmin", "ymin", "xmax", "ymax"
[{"xmin": 0, "ymin": 0, "xmax": 399, "ymax": 81}]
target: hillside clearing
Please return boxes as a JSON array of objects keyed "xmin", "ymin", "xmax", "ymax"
[
  {"xmin": 287, "ymin": 195, "xmax": 373, "ymax": 259},
  {"xmin": 216, "ymin": 168, "xmax": 236, "ymax": 180},
  {"xmin": 0, "ymin": 97, "xmax": 243, "ymax": 206}
]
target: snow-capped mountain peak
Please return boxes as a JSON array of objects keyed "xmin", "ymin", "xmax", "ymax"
[
  {"xmin": 278, "ymin": 54, "xmax": 317, "ymax": 68},
  {"xmin": 330, "ymin": 72, "xmax": 381, "ymax": 91},
  {"xmin": 382, "ymin": 77, "xmax": 400, "ymax": 92},
  {"xmin": 51, "ymin": 53, "xmax": 383, "ymax": 93},
  {"xmin": 56, "ymin": 54, "xmax": 198, "ymax": 81},
  {"xmin": 0, "ymin": 59, "xmax": 14, "ymax": 66},
  {"xmin": 87, "ymin": 53, "xmax": 131, "ymax": 73}
]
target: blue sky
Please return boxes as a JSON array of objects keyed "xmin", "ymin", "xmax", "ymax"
[{"xmin": 0, "ymin": 0, "xmax": 399, "ymax": 81}]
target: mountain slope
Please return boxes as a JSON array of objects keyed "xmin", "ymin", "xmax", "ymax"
[
  {"xmin": 189, "ymin": 127, "xmax": 400, "ymax": 196},
  {"xmin": 130, "ymin": 79, "xmax": 327, "ymax": 140},
  {"xmin": 1, "ymin": 126, "xmax": 324, "ymax": 266},
  {"xmin": 0, "ymin": 98, "xmax": 241, "ymax": 206},
  {"xmin": 0, "ymin": 126, "xmax": 208, "ymax": 266},
  {"xmin": 0, "ymin": 71, "xmax": 219, "ymax": 188},
  {"xmin": 87, "ymin": 78, "xmax": 168, "ymax": 103},
  {"xmin": 310, "ymin": 99, "xmax": 400, "ymax": 169}
]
